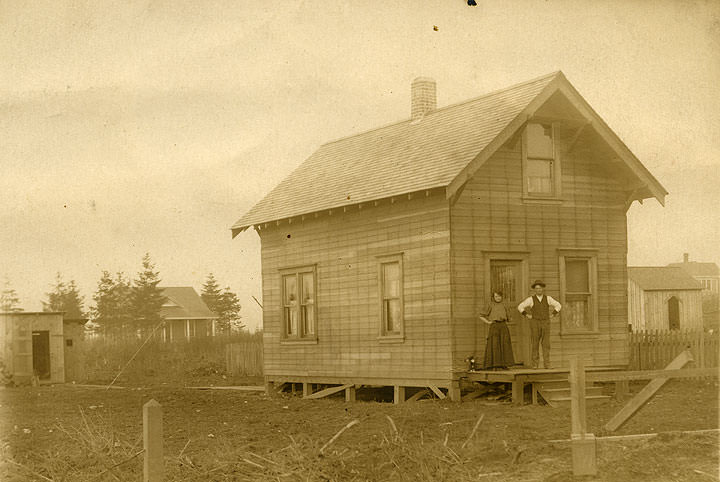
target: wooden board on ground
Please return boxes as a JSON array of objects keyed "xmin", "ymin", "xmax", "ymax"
[
  {"xmin": 186, "ymin": 386, "xmax": 265, "ymax": 391},
  {"xmin": 305, "ymin": 384, "xmax": 353, "ymax": 400},
  {"xmin": 428, "ymin": 384, "xmax": 446, "ymax": 399}
]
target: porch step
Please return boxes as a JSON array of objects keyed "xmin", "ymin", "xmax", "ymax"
[
  {"xmin": 534, "ymin": 380, "xmax": 610, "ymax": 406},
  {"xmin": 539, "ymin": 386, "xmax": 605, "ymax": 400}
]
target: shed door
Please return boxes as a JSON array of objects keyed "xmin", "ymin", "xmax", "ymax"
[
  {"xmin": 668, "ymin": 297, "xmax": 680, "ymax": 330},
  {"xmin": 32, "ymin": 331, "xmax": 51, "ymax": 379}
]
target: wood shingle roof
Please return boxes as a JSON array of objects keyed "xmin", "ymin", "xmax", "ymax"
[
  {"xmin": 628, "ymin": 267, "xmax": 703, "ymax": 291},
  {"xmin": 231, "ymin": 71, "xmax": 666, "ymax": 235}
]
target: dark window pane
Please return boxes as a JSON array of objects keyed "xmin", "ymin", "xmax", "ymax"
[{"xmin": 566, "ymin": 259, "xmax": 589, "ymax": 292}]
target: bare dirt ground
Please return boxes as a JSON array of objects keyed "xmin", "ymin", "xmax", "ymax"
[{"xmin": 0, "ymin": 378, "xmax": 717, "ymax": 481}]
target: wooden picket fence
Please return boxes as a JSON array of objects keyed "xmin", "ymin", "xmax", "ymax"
[
  {"xmin": 225, "ymin": 338, "xmax": 264, "ymax": 376},
  {"xmin": 628, "ymin": 329, "xmax": 719, "ymax": 370}
]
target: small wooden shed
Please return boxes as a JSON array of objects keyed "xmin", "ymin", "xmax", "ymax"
[
  {"xmin": 232, "ymin": 72, "xmax": 667, "ymax": 400},
  {"xmin": 0, "ymin": 312, "xmax": 65, "ymax": 384},
  {"xmin": 627, "ymin": 267, "xmax": 703, "ymax": 332}
]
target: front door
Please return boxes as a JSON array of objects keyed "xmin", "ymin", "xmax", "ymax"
[
  {"xmin": 489, "ymin": 259, "xmax": 528, "ymax": 366},
  {"xmin": 32, "ymin": 331, "xmax": 51, "ymax": 379}
]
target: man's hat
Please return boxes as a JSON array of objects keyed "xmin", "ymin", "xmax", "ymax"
[{"xmin": 531, "ymin": 280, "xmax": 546, "ymax": 288}]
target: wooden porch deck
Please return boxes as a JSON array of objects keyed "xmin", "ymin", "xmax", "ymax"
[{"xmin": 458, "ymin": 366, "xmax": 625, "ymax": 405}]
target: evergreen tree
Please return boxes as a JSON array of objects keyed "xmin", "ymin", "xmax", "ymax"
[
  {"xmin": 42, "ymin": 273, "xmax": 86, "ymax": 318},
  {"xmin": 201, "ymin": 274, "xmax": 243, "ymax": 335},
  {"xmin": 218, "ymin": 288, "xmax": 243, "ymax": 335},
  {"xmin": 201, "ymin": 272, "xmax": 222, "ymax": 320},
  {"xmin": 0, "ymin": 278, "xmax": 23, "ymax": 312},
  {"xmin": 130, "ymin": 253, "xmax": 166, "ymax": 337},
  {"xmin": 91, "ymin": 271, "xmax": 132, "ymax": 339}
]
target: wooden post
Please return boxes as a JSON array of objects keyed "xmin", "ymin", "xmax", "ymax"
[
  {"xmin": 448, "ymin": 380, "xmax": 461, "ymax": 402},
  {"xmin": 569, "ymin": 356, "xmax": 587, "ymax": 436},
  {"xmin": 143, "ymin": 399, "xmax": 163, "ymax": 482},
  {"xmin": 303, "ymin": 382, "xmax": 312, "ymax": 398},
  {"xmin": 569, "ymin": 356, "xmax": 596, "ymax": 476},
  {"xmin": 511, "ymin": 380, "xmax": 523, "ymax": 406},
  {"xmin": 264, "ymin": 377, "xmax": 274, "ymax": 397},
  {"xmin": 394, "ymin": 386, "xmax": 405, "ymax": 404},
  {"xmin": 345, "ymin": 386, "xmax": 356, "ymax": 402},
  {"xmin": 614, "ymin": 380, "xmax": 630, "ymax": 400}
]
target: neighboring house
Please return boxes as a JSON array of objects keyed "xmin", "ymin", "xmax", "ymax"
[
  {"xmin": 0, "ymin": 312, "xmax": 87, "ymax": 385},
  {"xmin": 231, "ymin": 71, "xmax": 666, "ymax": 400},
  {"xmin": 627, "ymin": 267, "xmax": 703, "ymax": 332},
  {"xmin": 159, "ymin": 287, "xmax": 218, "ymax": 342},
  {"xmin": 668, "ymin": 253, "xmax": 720, "ymax": 309}
]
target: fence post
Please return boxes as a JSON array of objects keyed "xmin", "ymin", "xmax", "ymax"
[
  {"xmin": 569, "ymin": 356, "xmax": 597, "ymax": 476},
  {"xmin": 143, "ymin": 399, "xmax": 163, "ymax": 482}
]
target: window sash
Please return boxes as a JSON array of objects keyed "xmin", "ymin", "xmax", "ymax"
[
  {"xmin": 559, "ymin": 252, "xmax": 597, "ymax": 333},
  {"xmin": 379, "ymin": 255, "xmax": 403, "ymax": 338},
  {"xmin": 281, "ymin": 267, "xmax": 316, "ymax": 339}
]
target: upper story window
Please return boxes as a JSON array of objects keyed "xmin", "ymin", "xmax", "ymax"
[
  {"xmin": 281, "ymin": 265, "xmax": 317, "ymax": 341},
  {"xmin": 523, "ymin": 123, "xmax": 560, "ymax": 199},
  {"xmin": 378, "ymin": 254, "xmax": 404, "ymax": 341}
]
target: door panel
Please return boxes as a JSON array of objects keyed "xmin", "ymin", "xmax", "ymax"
[{"xmin": 32, "ymin": 331, "xmax": 51, "ymax": 379}]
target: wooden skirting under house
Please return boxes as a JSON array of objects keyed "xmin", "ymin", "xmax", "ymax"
[{"xmin": 264, "ymin": 375, "xmax": 461, "ymax": 404}]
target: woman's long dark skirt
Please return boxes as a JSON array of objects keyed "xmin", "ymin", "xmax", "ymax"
[{"xmin": 483, "ymin": 321, "xmax": 515, "ymax": 369}]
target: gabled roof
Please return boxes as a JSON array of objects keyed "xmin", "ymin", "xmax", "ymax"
[
  {"xmin": 232, "ymin": 71, "xmax": 667, "ymax": 235},
  {"xmin": 628, "ymin": 267, "xmax": 703, "ymax": 291},
  {"xmin": 667, "ymin": 261, "xmax": 720, "ymax": 278},
  {"xmin": 159, "ymin": 287, "xmax": 217, "ymax": 320}
]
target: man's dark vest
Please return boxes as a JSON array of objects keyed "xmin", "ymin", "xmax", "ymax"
[{"xmin": 531, "ymin": 295, "xmax": 550, "ymax": 320}]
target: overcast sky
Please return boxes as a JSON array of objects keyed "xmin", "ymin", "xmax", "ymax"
[{"xmin": 1, "ymin": 1, "xmax": 719, "ymax": 331}]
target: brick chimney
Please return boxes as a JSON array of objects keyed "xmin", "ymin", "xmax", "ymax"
[
  {"xmin": 683, "ymin": 253, "xmax": 689, "ymax": 263},
  {"xmin": 411, "ymin": 77, "xmax": 436, "ymax": 121}
]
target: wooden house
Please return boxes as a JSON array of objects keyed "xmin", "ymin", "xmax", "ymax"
[
  {"xmin": 159, "ymin": 287, "xmax": 218, "ymax": 341},
  {"xmin": 0, "ymin": 312, "xmax": 87, "ymax": 385},
  {"xmin": 628, "ymin": 267, "xmax": 703, "ymax": 332},
  {"xmin": 231, "ymin": 72, "xmax": 667, "ymax": 401}
]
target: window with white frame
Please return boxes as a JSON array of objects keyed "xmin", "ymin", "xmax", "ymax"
[
  {"xmin": 559, "ymin": 250, "xmax": 598, "ymax": 333},
  {"xmin": 378, "ymin": 254, "xmax": 403, "ymax": 339},
  {"xmin": 281, "ymin": 266, "xmax": 316, "ymax": 340},
  {"xmin": 523, "ymin": 123, "xmax": 559, "ymax": 198}
]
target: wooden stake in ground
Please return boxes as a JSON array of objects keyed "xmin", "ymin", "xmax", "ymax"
[
  {"xmin": 143, "ymin": 399, "xmax": 163, "ymax": 482},
  {"xmin": 569, "ymin": 356, "xmax": 597, "ymax": 477}
]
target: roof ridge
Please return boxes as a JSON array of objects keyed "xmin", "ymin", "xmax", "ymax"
[{"xmin": 320, "ymin": 71, "xmax": 562, "ymax": 147}]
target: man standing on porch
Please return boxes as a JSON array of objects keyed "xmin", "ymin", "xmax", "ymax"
[{"xmin": 517, "ymin": 280, "xmax": 562, "ymax": 369}]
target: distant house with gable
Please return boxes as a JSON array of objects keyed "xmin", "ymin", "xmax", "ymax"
[
  {"xmin": 668, "ymin": 253, "xmax": 720, "ymax": 306},
  {"xmin": 159, "ymin": 287, "xmax": 217, "ymax": 341},
  {"xmin": 232, "ymin": 72, "xmax": 666, "ymax": 401},
  {"xmin": 627, "ymin": 267, "xmax": 703, "ymax": 332}
]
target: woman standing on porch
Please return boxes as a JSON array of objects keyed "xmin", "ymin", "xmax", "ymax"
[{"xmin": 479, "ymin": 291, "xmax": 515, "ymax": 370}]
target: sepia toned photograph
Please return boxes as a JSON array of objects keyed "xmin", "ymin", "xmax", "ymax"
[{"xmin": 1, "ymin": 1, "xmax": 718, "ymax": 480}]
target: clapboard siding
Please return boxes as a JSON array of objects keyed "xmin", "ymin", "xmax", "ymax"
[
  {"xmin": 627, "ymin": 285, "xmax": 704, "ymax": 332},
  {"xmin": 450, "ymin": 133, "xmax": 630, "ymax": 370},
  {"xmin": 259, "ymin": 191, "xmax": 452, "ymax": 381}
]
